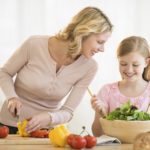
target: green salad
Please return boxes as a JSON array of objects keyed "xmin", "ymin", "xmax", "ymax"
[{"xmin": 106, "ymin": 101, "xmax": 150, "ymax": 121}]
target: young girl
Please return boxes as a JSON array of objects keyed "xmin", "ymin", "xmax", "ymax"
[{"xmin": 91, "ymin": 36, "xmax": 150, "ymax": 137}]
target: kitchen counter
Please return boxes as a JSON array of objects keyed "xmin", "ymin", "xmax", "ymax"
[
  {"xmin": 0, "ymin": 144, "xmax": 133, "ymax": 150},
  {"xmin": 0, "ymin": 135, "xmax": 133, "ymax": 150}
]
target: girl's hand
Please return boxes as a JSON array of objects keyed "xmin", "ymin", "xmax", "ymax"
[
  {"xmin": 91, "ymin": 95, "xmax": 107, "ymax": 116},
  {"xmin": 7, "ymin": 97, "xmax": 22, "ymax": 117},
  {"xmin": 26, "ymin": 112, "xmax": 51, "ymax": 133}
]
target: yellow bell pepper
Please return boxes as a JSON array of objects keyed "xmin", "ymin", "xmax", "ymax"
[
  {"xmin": 49, "ymin": 124, "xmax": 70, "ymax": 147},
  {"xmin": 17, "ymin": 119, "xmax": 30, "ymax": 137}
]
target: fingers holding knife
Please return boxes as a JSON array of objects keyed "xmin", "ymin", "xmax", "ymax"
[{"xmin": 7, "ymin": 97, "xmax": 22, "ymax": 117}]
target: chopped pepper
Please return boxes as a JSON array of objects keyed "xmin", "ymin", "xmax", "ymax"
[
  {"xmin": 17, "ymin": 120, "xmax": 30, "ymax": 137},
  {"xmin": 49, "ymin": 124, "xmax": 70, "ymax": 147}
]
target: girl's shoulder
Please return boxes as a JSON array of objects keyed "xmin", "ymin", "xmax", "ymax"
[
  {"xmin": 98, "ymin": 82, "xmax": 119, "ymax": 95},
  {"xmin": 101, "ymin": 82, "xmax": 118, "ymax": 91},
  {"xmin": 147, "ymin": 81, "xmax": 150, "ymax": 89},
  {"xmin": 142, "ymin": 81, "xmax": 150, "ymax": 96}
]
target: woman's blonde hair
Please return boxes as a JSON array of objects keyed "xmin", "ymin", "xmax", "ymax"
[
  {"xmin": 56, "ymin": 6, "xmax": 113, "ymax": 59},
  {"xmin": 117, "ymin": 36, "xmax": 150, "ymax": 81}
]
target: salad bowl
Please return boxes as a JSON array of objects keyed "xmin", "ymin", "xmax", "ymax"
[
  {"xmin": 99, "ymin": 117, "xmax": 150, "ymax": 143},
  {"xmin": 99, "ymin": 101, "xmax": 150, "ymax": 143}
]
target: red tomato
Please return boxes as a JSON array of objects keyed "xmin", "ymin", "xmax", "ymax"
[
  {"xmin": 84, "ymin": 135, "xmax": 97, "ymax": 148},
  {"xmin": 30, "ymin": 130, "xmax": 49, "ymax": 138},
  {"xmin": 70, "ymin": 135, "xmax": 87, "ymax": 149},
  {"xmin": 67, "ymin": 134, "xmax": 76, "ymax": 146},
  {"xmin": 0, "ymin": 126, "xmax": 9, "ymax": 138}
]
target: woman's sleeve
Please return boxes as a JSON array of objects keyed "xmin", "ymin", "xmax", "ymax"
[
  {"xmin": 49, "ymin": 61, "xmax": 98, "ymax": 126},
  {"xmin": 0, "ymin": 38, "xmax": 30, "ymax": 100}
]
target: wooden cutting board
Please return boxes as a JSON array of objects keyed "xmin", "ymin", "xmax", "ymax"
[{"xmin": 0, "ymin": 134, "xmax": 51, "ymax": 145}]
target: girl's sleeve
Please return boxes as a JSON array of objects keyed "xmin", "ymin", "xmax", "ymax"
[
  {"xmin": 96, "ymin": 84, "xmax": 110, "ymax": 114},
  {"xmin": 49, "ymin": 61, "xmax": 98, "ymax": 126},
  {"xmin": 0, "ymin": 38, "xmax": 30, "ymax": 100}
]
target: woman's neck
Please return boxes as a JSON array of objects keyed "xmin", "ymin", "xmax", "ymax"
[{"xmin": 48, "ymin": 36, "xmax": 72, "ymax": 65}]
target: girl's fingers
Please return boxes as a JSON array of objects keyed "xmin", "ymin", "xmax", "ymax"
[
  {"xmin": 91, "ymin": 100, "xmax": 107, "ymax": 115},
  {"xmin": 91, "ymin": 98, "xmax": 97, "ymax": 104},
  {"xmin": 91, "ymin": 98, "xmax": 99, "ymax": 105},
  {"xmin": 92, "ymin": 94, "xmax": 97, "ymax": 97}
]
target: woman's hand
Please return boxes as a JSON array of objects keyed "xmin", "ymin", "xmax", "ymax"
[
  {"xmin": 7, "ymin": 97, "xmax": 22, "ymax": 117},
  {"xmin": 91, "ymin": 95, "xmax": 107, "ymax": 116},
  {"xmin": 26, "ymin": 112, "xmax": 51, "ymax": 133}
]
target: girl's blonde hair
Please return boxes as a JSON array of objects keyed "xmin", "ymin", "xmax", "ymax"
[
  {"xmin": 117, "ymin": 36, "xmax": 150, "ymax": 81},
  {"xmin": 56, "ymin": 6, "xmax": 113, "ymax": 59}
]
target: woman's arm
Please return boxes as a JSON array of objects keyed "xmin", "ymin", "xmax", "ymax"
[
  {"xmin": 0, "ymin": 38, "xmax": 30, "ymax": 116},
  {"xmin": 26, "ymin": 60, "xmax": 98, "ymax": 132},
  {"xmin": 50, "ymin": 60, "xmax": 98, "ymax": 125},
  {"xmin": 0, "ymin": 38, "xmax": 29, "ymax": 100}
]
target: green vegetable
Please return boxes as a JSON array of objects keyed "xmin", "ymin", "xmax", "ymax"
[{"xmin": 106, "ymin": 101, "xmax": 150, "ymax": 121}]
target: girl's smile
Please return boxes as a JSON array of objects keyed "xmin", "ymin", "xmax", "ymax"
[{"xmin": 118, "ymin": 52, "xmax": 148, "ymax": 82}]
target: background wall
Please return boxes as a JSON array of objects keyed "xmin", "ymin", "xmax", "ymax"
[{"xmin": 0, "ymin": 0, "xmax": 150, "ymax": 134}]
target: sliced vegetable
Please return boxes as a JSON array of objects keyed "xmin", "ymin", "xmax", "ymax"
[
  {"xmin": 18, "ymin": 119, "xmax": 49, "ymax": 138},
  {"xmin": 17, "ymin": 120, "xmax": 30, "ymax": 137},
  {"xmin": 30, "ymin": 129, "xmax": 49, "ymax": 138}
]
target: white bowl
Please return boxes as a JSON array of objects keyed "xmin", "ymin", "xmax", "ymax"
[{"xmin": 100, "ymin": 117, "xmax": 150, "ymax": 143}]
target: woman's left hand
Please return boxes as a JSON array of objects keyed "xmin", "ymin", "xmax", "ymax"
[{"xmin": 26, "ymin": 112, "xmax": 51, "ymax": 133}]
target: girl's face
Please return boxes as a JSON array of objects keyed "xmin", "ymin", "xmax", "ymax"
[
  {"xmin": 118, "ymin": 52, "xmax": 148, "ymax": 82},
  {"xmin": 81, "ymin": 31, "xmax": 111, "ymax": 58}
]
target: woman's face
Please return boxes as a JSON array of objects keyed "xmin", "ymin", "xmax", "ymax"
[
  {"xmin": 81, "ymin": 31, "xmax": 111, "ymax": 58},
  {"xmin": 118, "ymin": 52, "xmax": 148, "ymax": 82}
]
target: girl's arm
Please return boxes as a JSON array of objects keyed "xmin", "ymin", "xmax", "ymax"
[
  {"xmin": 91, "ymin": 85, "xmax": 109, "ymax": 136},
  {"xmin": 92, "ymin": 112, "xmax": 104, "ymax": 137}
]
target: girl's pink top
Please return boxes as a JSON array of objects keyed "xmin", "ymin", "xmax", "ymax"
[{"xmin": 97, "ymin": 82, "xmax": 150, "ymax": 113}]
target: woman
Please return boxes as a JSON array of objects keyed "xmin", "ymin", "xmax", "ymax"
[{"xmin": 0, "ymin": 6, "xmax": 112, "ymax": 134}]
